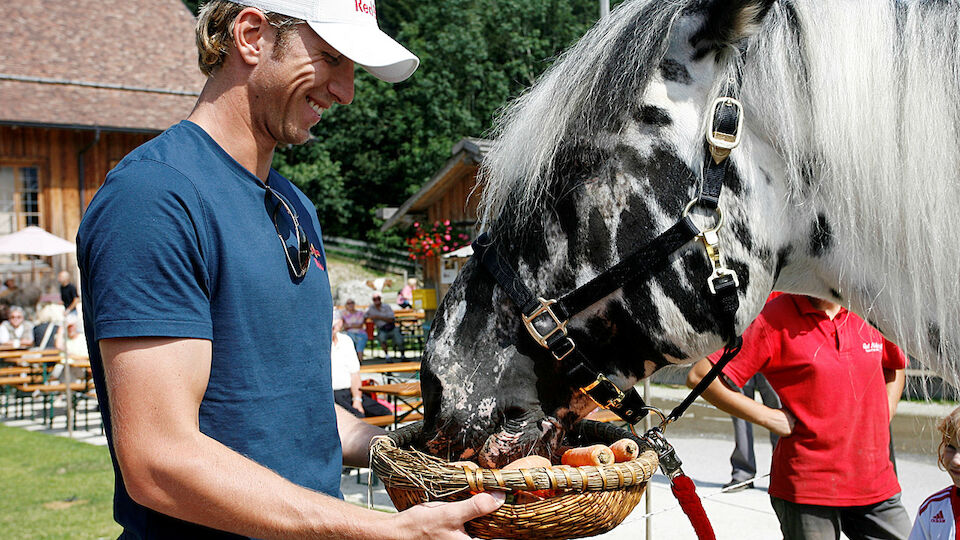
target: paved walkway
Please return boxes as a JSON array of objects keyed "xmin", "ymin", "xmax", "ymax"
[{"xmin": 3, "ymin": 386, "xmax": 953, "ymax": 539}]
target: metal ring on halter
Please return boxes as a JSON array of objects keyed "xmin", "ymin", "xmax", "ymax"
[
  {"xmin": 681, "ymin": 198, "xmax": 724, "ymax": 234},
  {"xmin": 639, "ymin": 405, "xmax": 667, "ymax": 427}
]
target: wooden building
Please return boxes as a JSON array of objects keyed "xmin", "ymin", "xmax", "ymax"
[
  {"xmin": 0, "ymin": 0, "xmax": 203, "ymax": 278},
  {"xmin": 381, "ymin": 138, "xmax": 491, "ymax": 301}
]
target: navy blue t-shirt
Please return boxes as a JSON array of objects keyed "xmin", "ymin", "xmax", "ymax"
[{"xmin": 77, "ymin": 120, "xmax": 340, "ymax": 538}]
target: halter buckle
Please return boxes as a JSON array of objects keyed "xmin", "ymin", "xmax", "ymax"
[
  {"xmin": 522, "ymin": 297, "xmax": 569, "ymax": 349},
  {"xmin": 580, "ymin": 373, "xmax": 627, "ymax": 409},
  {"xmin": 706, "ymin": 97, "xmax": 744, "ymax": 163}
]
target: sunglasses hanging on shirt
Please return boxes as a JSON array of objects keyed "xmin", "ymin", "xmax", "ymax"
[{"xmin": 264, "ymin": 185, "xmax": 310, "ymax": 279}]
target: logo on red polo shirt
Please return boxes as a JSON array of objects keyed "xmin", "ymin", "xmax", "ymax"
[
  {"xmin": 862, "ymin": 342, "xmax": 883, "ymax": 354},
  {"xmin": 355, "ymin": 0, "xmax": 376, "ymax": 17},
  {"xmin": 932, "ymin": 510, "xmax": 945, "ymax": 523}
]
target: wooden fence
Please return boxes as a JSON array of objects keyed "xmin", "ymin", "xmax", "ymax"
[{"xmin": 324, "ymin": 236, "xmax": 417, "ymax": 275}]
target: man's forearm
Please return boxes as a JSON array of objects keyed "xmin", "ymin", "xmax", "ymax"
[
  {"xmin": 687, "ymin": 358, "xmax": 787, "ymax": 434},
  {"xmin": 121, "ymin": 428, "xmax": 394, "ymax": 539},
  {"xmin": 884, "ymin": 368, "xmax": 905, "ymax": 419},
  {"xmin": 335, "ymin": 404, "xmax": 386, "ymax": 467}
]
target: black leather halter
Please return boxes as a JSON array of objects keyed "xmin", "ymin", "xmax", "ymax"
[{"xmin": 471, "ymin": 91, "xmax": 746, "ymax": 427}]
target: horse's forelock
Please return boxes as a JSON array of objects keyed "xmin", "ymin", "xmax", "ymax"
[{"xmin": 477, "ymin": 0, "xmax": 691, "ymax": 229}]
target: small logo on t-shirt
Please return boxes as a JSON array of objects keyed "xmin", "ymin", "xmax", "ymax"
[
  {"xmin": 862, "ymin": 342, "xmax": 883, "ymax": 354},
  {"xmin": 310, "ymin": 244, "xmax": 325, "ymax": 271},
  {"xmin": 932, "ymin": 510, "xmax": 945, "ymax": 523}
]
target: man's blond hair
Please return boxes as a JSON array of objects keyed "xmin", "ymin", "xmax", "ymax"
[{"xmin": 195, "ymin": 1, "xmax": 302, "ymax": 76}]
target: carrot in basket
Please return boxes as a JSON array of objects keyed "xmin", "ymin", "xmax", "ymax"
[
  {"xmin": 561, "ymin": 444, "xmax": 614, "ymax": 466},
  {"xmin": 503, "ymin": 455, "xmax": 557, "ymax": 501},
  {"xmin": 610, "ymin": 438, "xmax": 640, "ymax": 463},
  {"xmin": 503, "ymin": 455, "xmax": 552, "ymax": 470}
]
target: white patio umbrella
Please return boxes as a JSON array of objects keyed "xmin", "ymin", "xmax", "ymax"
[
  {"xmin": 0, "ymin": 226, "xmax": 77, "ymax": 434},
  {"xmin": 0, "ymin": 226, "xmax": 76, "ymax": 256}
]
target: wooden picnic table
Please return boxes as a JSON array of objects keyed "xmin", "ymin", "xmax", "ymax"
[
  {"xmin": 361, "ymin": 382, "xmax": 422, "ymax": 426},
  {"xmin": 358, "ymin": 361, "xmax": 420, "ymax": 374},
  {"xmin": 360, "ymin": 382, "xmax": 421, "ymax": 397}
]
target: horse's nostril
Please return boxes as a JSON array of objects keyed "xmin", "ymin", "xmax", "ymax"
[{"xmin": 503, "ymin": 406, "xmax": 527, "ymax": 421}]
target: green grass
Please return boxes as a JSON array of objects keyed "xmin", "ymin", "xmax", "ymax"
[{"xmin": 0, "ymin": 424, "xmax": 120, "ymax": 539}]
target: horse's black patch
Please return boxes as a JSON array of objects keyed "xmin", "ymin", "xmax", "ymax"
[
  {"xmin": 721, "ymin": 160, "xmax": 745, "ymax": 197},
  {"xmin": 726, "ymin": 257, "xmax": 751, "ymax": 295},
  {"xmin": 456, "ymin": 263, "xmax": 497, "ymax": 346},
  {"xmin": 616, "ymin": 192, "xmax": 657, "ymax": 254},
  {"xmin": 655, "ymin": 249, "xmax": 715, "ymax": 334},
  {"xmin": 551, "ymin": 143, "xmax": 611, "ymax": 192},
  {"xmin": 730, "ymin": 218, "xmax": 754, "ymax": 253},
  {"xmin": 634, "ymin": 105, "xmax": 673, "ymax": 127},
  {"xmin": 774, "ymin": 245, "xmax": 793, "ymax": 282},
  {"xmin": 810, "ymin": 213, "xmax": 833, "ymax": 257},
  {"xmin": 660, "ymin": 58, "xmax": 693, "ymax": 84},
  {"xmin": 617, "ymin": 144, "xmax": 695, "ymax": 217},
  {"xmin": 829, "ymin": 288, "xmax": 843, "ymax": 301},
  {"xmin": 585, "ymin": 206, "xmax": 613, "ymax": 274}
]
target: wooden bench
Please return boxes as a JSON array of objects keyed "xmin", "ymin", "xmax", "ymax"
[
  {"xmin": 17, "ymin": 381, "xmax": 91, "ymax": 393},
  {"xmin": 0, "ymin": 375, "xmax": 44, "ymax": 386},
  {"xmin": 0, "ymin": 366, "xmax": 36, "ymax": 376},
  {"xmin": 362, "ymin": 411, "xmax": 423, "ymax": 427}
]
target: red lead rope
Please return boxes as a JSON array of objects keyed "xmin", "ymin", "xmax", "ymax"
[{"xmin": 670, "ymin": 473, "xmax": 716, "ymax": 540}]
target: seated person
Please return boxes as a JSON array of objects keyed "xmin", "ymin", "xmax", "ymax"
[
  {"xmin": 0, "ymin": 306, "xmax": 34, "ymax": 347},
  {"xmin": 56, "ymin": 315, "xmax": 88, "ymax": 359},
  {"xmin": 397, "ymin": 278, "xmax": 417, "ymax": 308},
  {"xmin": 337, "ymin": 298, "xmax": 368, "ymax": 362},
  {"xmin": 330, "ymin": 319, "xmax": 391, "ymax": 418},
  {"xmin": 49, "ymin": 315, "xmax": 88, "ymax": 382},
  {"xmin": 364, "ymin": 293, "xmax": 404, "ymax": 360},
  {"xmin": 32, "ymin": 303, "xmax": 64, "ymax": 350}
]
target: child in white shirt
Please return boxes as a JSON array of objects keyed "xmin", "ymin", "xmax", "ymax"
[{"xmin": 910, "ymin": 406, "xmax": 960, "ymax": 539}]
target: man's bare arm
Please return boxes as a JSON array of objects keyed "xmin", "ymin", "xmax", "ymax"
[
  {"xmin": 883, "ymin": 368, "xmax": 905, "ymax": 420},
  {"xmin": 101, "ymin": 337, "xmax": 502, "ymax": 539},
  {"xmin": 686, "ymin": 358, "xmax": 795, "ymax": 437}
]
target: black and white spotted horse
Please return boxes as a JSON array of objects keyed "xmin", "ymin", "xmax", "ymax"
[{"xmin": 421, "ymin": 0, "xmax": 960, "ymax": 467}]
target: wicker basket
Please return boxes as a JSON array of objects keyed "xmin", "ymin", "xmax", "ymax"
[{"xmin": 370, "ymin": 420, "xmax": 659, "ymax": 540}]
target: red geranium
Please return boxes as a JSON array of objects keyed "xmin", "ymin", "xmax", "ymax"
[{"xmin": 406, "ymin": 220, "xmax": 470, "ymax": 261}]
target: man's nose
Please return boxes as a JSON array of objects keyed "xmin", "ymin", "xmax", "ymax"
[{"xmin": 330, "ymin": 60, "xmax": 355, "ymax": 105}]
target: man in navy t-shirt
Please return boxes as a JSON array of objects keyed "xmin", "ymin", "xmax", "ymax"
[{"xmin": 77, "ymin": 1, "xmax": 502, "ymax": 538}]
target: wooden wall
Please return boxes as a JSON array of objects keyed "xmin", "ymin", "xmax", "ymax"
[
  {"xmin": 0, "ymin": 125, "xmax": 153, "ymax": 270},
  {"xmin": 425, "ymin": 167, "xmax": 480, "ymax": 225},
  {"xmin": 421, "ymin": 167, "xmax": 483, "ymax": 299}
]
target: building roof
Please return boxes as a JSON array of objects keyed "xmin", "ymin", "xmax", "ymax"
[
  {"xmin": 380, "ymin": 138, "xmax": 492, "ymax": 231},
  {"xmin": 1, "ymin": 0, "xmax": 204, "ymax": 133}
]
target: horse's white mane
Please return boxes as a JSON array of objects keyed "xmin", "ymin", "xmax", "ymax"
[
  {"xmin": 479, "ymin": 0, "xmax": 960, "ymax": 381},
  {"xmin": 740, "ymin": 1, "xmax": 960, "ymax": 378},
  {"xmin": 477, "ymin": 0, "xmax": 685, "ymax": 227}
]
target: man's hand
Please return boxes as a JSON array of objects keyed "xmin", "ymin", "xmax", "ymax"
[
  {"xmin": 390, "ymin": 492, "xmax": 505, "ymax": 539},
  {"xmin": 765, "ymin": 408, "xmax": 796, "ymax": 437}
]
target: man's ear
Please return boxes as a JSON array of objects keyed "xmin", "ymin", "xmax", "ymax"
[{"xmin": 233, "ymin": 8, "xmax": 270, "ymax": 66}]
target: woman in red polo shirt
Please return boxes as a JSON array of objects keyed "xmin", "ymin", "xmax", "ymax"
[{"xmin": 687, "ymin": 294, "xmax": 911, "ymax": 540}]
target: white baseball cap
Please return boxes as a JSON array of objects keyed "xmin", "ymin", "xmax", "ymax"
[{"xmin": 239, "ymin": 0, "xmax": 419, "ymax": 83}]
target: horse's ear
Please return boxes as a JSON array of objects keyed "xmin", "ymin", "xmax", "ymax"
[{"xmin": 690, "ymin": 0, "xmax": 775, "ymax": 48}]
